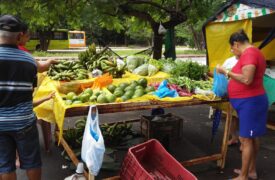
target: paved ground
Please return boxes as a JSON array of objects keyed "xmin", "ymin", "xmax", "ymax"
[{"xmin": 16, "ymin": 105, "xmax": 275, "ymax": 180}]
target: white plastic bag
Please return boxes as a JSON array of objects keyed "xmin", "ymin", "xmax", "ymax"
[
  {"xmin": 81, "ymin": 105, "xmax": 105, "ymax": 176},
  {"xmin": 91, "ymin": 69, "xmax": 103, "ymax": 78},
  {"xmin": 116, "ymin": 58, "xmax": 125, "ymax": 71},
  {"xmin": 158, "ymin": 22, "xmax": 167, "ymax": 35}
]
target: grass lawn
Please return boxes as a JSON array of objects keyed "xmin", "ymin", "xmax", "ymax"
[
  {"xmin": 32, "ymin": 51, "xmax": 79, "ymax": 57},
  {"xmin": 32, "ymin": 48, "xmax": 205, "ymax": 57}
]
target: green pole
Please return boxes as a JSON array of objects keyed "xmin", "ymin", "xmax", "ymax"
[{"xmin": 164, "ymin": 27, "xmax": 176, "ymax": 60}]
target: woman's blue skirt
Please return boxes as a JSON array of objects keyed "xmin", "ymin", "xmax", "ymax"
[{"xmin": 230, "ymin": 94, "xmax": 268, "ymax": 138}]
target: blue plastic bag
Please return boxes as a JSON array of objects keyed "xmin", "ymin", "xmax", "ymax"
[
  {"xmin": 154, "ymin": 80, "xmax": 178, "ymax": 98},
  {"xmin": 212, "ymin": 69, "xmax": 228, "ymax": 97}
]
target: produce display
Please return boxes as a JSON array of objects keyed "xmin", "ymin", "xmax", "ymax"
[
  {"xmin": 63, "ymin": 117, "xmax": 134, "ymax": 148},
  {"xmin": 47, "ymin": 60, "xmax": 88, "ymax": 81},
  {"xmin": 150, "ymin": 82, "xmax": 193, "ymax": 97},
  {"xmin": 46, "ymin": 44, "xmax": 214, "ymax": 104},
  {"xmin": 64, "ymin": 78, "xmax": 155, "ymax": 105},
  {"xmin": 168, "ymin": 76, "xmax": 212, "ymax": 93},
  {"xmin": 78, "ymin": 44, "xmax": 126, "ymax": 78},
  {"xmin": 126, "ymin": 55, "xmax": 160, "ymax": 76},
  {"xmin": 107, "ymin": 78, "xmax": 155, "ymax": 102},
  {"xmin": 170, "ymin": 60, "xmax": 208, "ymax": 80},
  {"xmin": 156, "ymin": 60, "xmax": 213, "ymax": 94},
  {"xmin": 101, "ymin": 122, "xmax": 133, "ymax": 146},
  {"xmin": 63, "ymin": 117, "xmax": 86, "ymax": 149}
]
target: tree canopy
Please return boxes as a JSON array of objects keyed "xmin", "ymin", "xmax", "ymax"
[
  {"xmin": 84, "ymin": 0, "xmax": 189, "ymax": 58},
  {"xmin": 0, "ymin": 0, "xmax": 226, "ymax": 56},
  {"xmin": 0, "ymin": 0, "xmax": 85, "ymax": 50}
]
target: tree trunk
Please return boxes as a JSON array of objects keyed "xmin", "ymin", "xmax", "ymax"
[
  {"xmin": 152, "ymin": 32, "xmax": 163, "ymax": 59},
  {"xmin": 38, "ymin": 31, "xmax": 52, "ymax": 51},
  {"xmin": 124, "ymin": 35, "xmax": 128, "ymax": 47},
  {"xmin": 198, "ymin": 31, "xmax": 204, "ymax": 50},
  {"xmin": 189, "ymin": 25, "xmax": 203, "ymax": 50}
]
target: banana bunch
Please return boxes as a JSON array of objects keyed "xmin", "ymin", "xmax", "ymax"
[
  {"xmin": 47, "ymin": 60, "xmax": 88, "ymax": 81},
  {"xmin": 75, "ymin": 118, "xmax": 86, "ymax": 131},
  {"xmin": 78, "ymin": 44, "xmax": 126, "ymax": 78},
  {"xmin": 100, "ymin": 57, "xmax": 127, "ymax": 78},
  {"xmin": 79, "ymin": 44, "xmax": 107, "ymax": 70},
  {"xmin": 100, "ymin": 122, "xmax": 132, "ymax": 146},
  {"xmin": 78, "ymin": 44, "xmax": 97, "ymax": 69},
  {"xmin": 63, "ymin": 128, "xmax": 81, "ymax": 149},
  {"xmin": 85, "ymin": 55, "xmax": 109, "ymax": 71},
  {"xmin": 74, "ymin": 118, "xmax": 86, "ymax": 144}
]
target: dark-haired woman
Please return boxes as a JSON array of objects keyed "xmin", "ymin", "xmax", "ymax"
[{"xmin": 217, "ymin": 30, "xmax": 268, "ymax": 180}]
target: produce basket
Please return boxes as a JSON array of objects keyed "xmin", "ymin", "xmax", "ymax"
[
  {"xmin": 140, "ymin": 113, "xmax": 183, "ymax": 141},
  {"xmin": 120, "ymin": 139, "xmax": 197, "ymax": 180}
]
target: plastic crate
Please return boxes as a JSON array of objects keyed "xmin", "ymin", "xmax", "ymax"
[
  {"xmin": 140, "ymin": 113, "xmax": 183, "ymax": 141},
  {"xmin": 120, "ymin": 139, "xmax": 197, "ymax": 180}
]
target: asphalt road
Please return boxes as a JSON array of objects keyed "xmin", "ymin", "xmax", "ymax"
[{"xmin": 16, "ymin": 105, "xmax": 275, "ymax": 180}]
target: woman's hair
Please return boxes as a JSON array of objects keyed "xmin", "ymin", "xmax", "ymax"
[{"xmin": 229, "ymin": 29, "xmax": 249, "ymax": 45}]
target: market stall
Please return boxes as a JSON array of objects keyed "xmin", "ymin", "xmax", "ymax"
[{"xmin": 33, "ymin": 45, "xmax": 233, "ymax": 179}]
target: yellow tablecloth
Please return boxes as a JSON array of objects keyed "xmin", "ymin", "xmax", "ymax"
[{"xmin": 34, "ymin": 71, "xmax": 217, "ymax": 141}]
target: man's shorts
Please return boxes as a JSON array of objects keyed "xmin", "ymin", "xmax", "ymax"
[
  {"xmin": 0, "ymin": 123, "xmax": 42, "ymax": 174},
  {"xmin": 230, "ymin": 94, "xmax": 268, "ymax": 138}
]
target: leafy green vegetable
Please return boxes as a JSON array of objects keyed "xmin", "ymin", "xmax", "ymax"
[
  {"xmin": 148, "ymin": 58, "xmax": 162, "ymax": 69},
  {"xmin": 171, "ymin": 60, "xmax": 208, "ymax": 80},
  {"xmin": 193, "ymin": 80, "xmax": 212, "ymax": 90},
  {"xmin": 159, "ymin": 58, "xmax": 176, "ymax": 73},
  {"xmin": 168, "ymin": 77, "xmax": 212, "ymax": 92}
]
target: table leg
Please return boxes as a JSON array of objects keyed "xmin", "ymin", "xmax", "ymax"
[
  {"xmin": 217, "ymin": 103, "xmax": 232, "ymax": 168},
  {"xmin": 40, "ymin": 120, "xmax": 52, "ymax": 152}
]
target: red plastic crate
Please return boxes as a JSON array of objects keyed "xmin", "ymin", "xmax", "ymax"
[{"xmin": 120, "ymin": 139, "xmax": 197, "ymax": 180}]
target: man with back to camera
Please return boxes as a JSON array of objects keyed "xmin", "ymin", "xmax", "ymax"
[{"xmin": 0, "ymin": 15, "xmax": 41, "ymax": 180}]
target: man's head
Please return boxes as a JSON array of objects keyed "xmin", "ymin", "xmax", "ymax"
[{"xmin": 0, "ymin": 14, "xmax": 26, "ymax": 45}]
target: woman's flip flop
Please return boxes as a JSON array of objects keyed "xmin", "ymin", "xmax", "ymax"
[{"xmin": 233, "ymin": 169, "xmax": 258, "ymax": 180}]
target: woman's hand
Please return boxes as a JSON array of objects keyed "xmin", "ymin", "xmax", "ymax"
[{"xmin": 216, "ymin": 65, "xmax": 227, "ymax": 75}]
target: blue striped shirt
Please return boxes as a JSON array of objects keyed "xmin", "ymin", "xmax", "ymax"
[{"xmin": 0, "ymin": 44, "xmax": 37, "ymax": 132}]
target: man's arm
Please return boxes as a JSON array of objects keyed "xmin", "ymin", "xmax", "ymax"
[{"xmin": 36, "ymin": 59, "xmax": 58, "ymax": 73}]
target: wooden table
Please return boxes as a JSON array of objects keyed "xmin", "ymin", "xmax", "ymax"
[{"xmin": 56, "ymin": 98, "xmax": 232, "ymax": 179}]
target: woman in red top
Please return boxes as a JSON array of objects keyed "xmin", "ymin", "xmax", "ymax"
[{"xmin": 217, "ymin": 30, "xmax": 268, "ymax": 180}]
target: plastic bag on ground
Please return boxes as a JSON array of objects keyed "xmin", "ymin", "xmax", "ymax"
[
  {"xmin": 212, "ymin": 69, "xmax": 228, "ymax": 97},
  {"xmin": 81, "ymin": 105, "xmax": 105, "ymax": 176}
]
